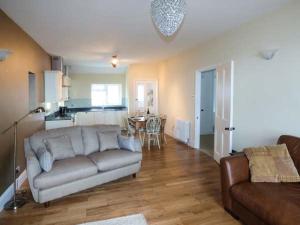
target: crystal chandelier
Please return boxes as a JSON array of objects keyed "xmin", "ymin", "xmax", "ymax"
[{"xmin": 151, "ymin": 0, "xmax": 187, "ymax": 37}]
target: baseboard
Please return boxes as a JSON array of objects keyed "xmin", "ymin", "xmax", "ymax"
[
  {"xmin": 166, "ymin": 130, "xmax": 194, "ymax": 148},
  {"xmin": 0, "ymin": 169, "xmax": 27, "ymax": 212}
]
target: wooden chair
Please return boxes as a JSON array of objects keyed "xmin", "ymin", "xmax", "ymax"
[
  {"xmin": 123, "ymin": 117, "xmax": 135, "ymax": 136},
  {"xmin": 145, "ymin": 116, "xmax": 161, "ymax": 150},
  {"xmin": 160, "ymin": 116, "xmax": 167, "ymax": 144}
]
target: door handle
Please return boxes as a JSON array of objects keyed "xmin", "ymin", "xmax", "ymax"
[
  {"xmin": 201, "ymin": 109, "xmax": 204, "ymax": 112},
  {"xmin": 225, "ymin": 127, "xmax": 235, "ymax": 131}
]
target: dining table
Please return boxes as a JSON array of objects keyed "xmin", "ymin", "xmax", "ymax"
[{"xmin": 128, "ymin": 115, "xmax": 167, "ymax": 144}]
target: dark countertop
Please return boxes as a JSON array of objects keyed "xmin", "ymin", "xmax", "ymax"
[
  {"xmin": 45, "ymin": 106, "xmax": 128, "ymax": 121},
  {"xmin": 67, "ymin": 106, "xmax": 127, "ymax": 113}
]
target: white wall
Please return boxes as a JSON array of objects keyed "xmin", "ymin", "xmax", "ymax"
[{"xmin": 158, "ymin": 1, "xmax": 300, "ymax": 150}]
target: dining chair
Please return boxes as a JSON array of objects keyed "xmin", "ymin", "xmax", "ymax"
[
  {"xmin": 160, "ymin": 115, "xmax": 167, "ymax": 144},
  {"xmin": 145, "ymin": 116, "xmax": 161, "ymax": 150},
  {"xmin": 123, "ymin": 117, "xmax": 135, "ymax": 136}
]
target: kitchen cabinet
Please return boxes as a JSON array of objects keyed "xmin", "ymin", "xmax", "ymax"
[
  {"xmin": 75, "ymin": 110, "xmax": 128, "ymax": 127},
  {"xmin": 75, "ymin": 112, "xmax": 95, "ymax": 126},
  {"xmin": 45, "ymin": 120, "xmax": 74, "ymax": 130},
  {"xmin": 44, "ymin": 71, "xmax": 63, "ymax": 103}
]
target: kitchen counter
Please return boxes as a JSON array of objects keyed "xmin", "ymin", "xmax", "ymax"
[{"xmin": 45, "ymin": 106, "xmax": 128, "ymax": 121}]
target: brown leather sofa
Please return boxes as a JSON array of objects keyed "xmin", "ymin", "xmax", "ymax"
[{"xmin": 220, "ymin": 135, "xmax": 300, "ymax": 225}]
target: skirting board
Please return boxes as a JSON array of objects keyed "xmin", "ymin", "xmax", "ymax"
[
  {"xmin": 166, "ymin": 130, "xmax": 194, "ymax": 148},
  {"xmin": 0, "ymin": 170, "xmax": 27, "ymax": 212}
]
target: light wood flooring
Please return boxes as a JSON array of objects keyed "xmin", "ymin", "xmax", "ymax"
[{"xmin": 0, "ymin": 137, "xmax": 240, "ymax": 225}]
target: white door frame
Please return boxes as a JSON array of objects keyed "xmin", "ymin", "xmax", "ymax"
[
  {"xmin": 133, "ymin": 80, "xmax": 159, "ymax": 114},
  {"xmin": 194, "ymin": 65, "xmax": 217, "ymax": 149}
]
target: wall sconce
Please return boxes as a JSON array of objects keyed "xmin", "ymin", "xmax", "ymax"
[
  {"xmin": 0, "ymin": 49, "xmax": 12, "ymax": 61},
  {"xmin": 260, "ymin": 49, "xmax": 279, "ymax": 60}
]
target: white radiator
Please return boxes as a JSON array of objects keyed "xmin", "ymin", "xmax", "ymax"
[{"xmin": 174, "ymin": 119, "xmax": 190, "ymax": 144}]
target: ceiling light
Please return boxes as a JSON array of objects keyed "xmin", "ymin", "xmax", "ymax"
[
  {"xmin": 151, "ymin": 0, "xmax": 187, "ymax": 37},
  {"xmin": 111, "ymin": 55, "xmax": 119, "ymax": 68}
]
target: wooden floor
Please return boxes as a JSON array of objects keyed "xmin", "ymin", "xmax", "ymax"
[{"xmin": 0, "ymin": 137, "xmax": 240, "ymax": 225}]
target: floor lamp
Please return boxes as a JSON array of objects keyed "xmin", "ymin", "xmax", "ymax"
[{"xmin": 2, "ymin": 106, "xmax": 45, "ymax": 211}]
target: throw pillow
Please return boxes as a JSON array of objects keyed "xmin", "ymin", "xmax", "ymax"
[
  {"xmin": 244, "ymin": 144, "xmax": 300, "ymax": 183},
  {"xmin": 36, "ymin": 147, "xmax": 54, "ymax": 172},
  {"xmin": 118, "ymin": 135, "xmax": 136, "ymax": 152},
  {"xmin": 118, "ymin": 135, "xmax": 142, "ymax": 152},
  {"xmin": 44, "ymin": 135, "xmax": 75, "ymax": 160},
  {"xmin": 97, "ymin": 131, "xmax": 120, "ymax": 152}
]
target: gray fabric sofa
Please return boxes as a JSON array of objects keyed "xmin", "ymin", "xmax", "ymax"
[{"xmin": 24, "ymin": 125, "xmax": 142, "ymax": 204}]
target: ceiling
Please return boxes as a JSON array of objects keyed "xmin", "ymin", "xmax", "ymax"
[{"xmin": 0, "ymin": 0, "xmax": 291, "ymax": 68}]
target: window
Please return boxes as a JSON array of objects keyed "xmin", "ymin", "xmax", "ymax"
[{"xmin": 91, "ymin": 84, "xmax": 122, "ymax": 106}]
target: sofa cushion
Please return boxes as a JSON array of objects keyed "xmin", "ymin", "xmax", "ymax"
[
  {"xmin": 118, "ymin": 135, "xmax": 140, "ymax": 152},
  {"xmin": 231, "ymin": 182, "xmax": 300, "ymax": 225},
  {"xmin": 82, "ymin": 125, "xmax": 121, "ymax": 155},
  {"xmin": 98, "ymin": 131, "xmax": 120, "ymax": 152},
  {"xmin": 44, "ymin": 135, "xmax": 75, "ymax": 160},
  {"xmin": 82, "ymin": 127, "xmax": 99, "ymax": 155},
  {"xmin": 29, "ymin": 127, "xmax": 84, "ymax": 155},
  {"xmin": 88, "ymin": 149, "xmax": 142, "ymax": 172},
  {"xmin": 244, "ymin": 144, "xmax": 300, "ymax": 183},
  {"xmin": 34, "ymin": 156, "xmax": 97, "ymax": 190},
  {"xmin": 36, "ymin": 147, "xmax": 54, "ymax": 172}
]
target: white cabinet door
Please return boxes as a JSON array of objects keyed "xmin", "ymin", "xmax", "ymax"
[
  {"xmin": 44, "ymin": 71, "xmax": 63, "ymax": 103},
  {"xmin": 45, "ymin": 120, "xmax": 74, "ymax": 130},
  {"xmin": 75, "ymin": 112, "xmax": 95, "ymax": 126},
  {"xmin": 94, "ymin": 111, "xmax": 106, "ymax": 125},
  {"xmin": 116, "ymin": 111, "xmax": 128, "ymax": 128}
]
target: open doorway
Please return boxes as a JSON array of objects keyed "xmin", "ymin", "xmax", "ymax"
[
  {"xmin": 194, "ymin": 61, "xmax": 234, "ymax": 163},
  {"xmin": 199, "ymin": 69, "xmax": 216, "ymax": 157}
]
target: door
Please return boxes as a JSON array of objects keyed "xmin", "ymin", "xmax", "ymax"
[
  {"xmin": 134, "ymin": 80, "xmax": 158, "ymax": 114},
  {"xmin": 200, "ymin": 70, "xmax": 215, "ymax": 135},
  {"xmin": 214, "ymin": 61, "xmax": 234, "ymax": 163}
]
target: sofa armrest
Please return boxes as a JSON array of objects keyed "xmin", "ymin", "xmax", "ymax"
[
  {"xmin": 220, "ymin": 154, "xmax": 250, "ymax": 212},
  {"xmin": 24, "ymin": 138, "xmax": 41, "ymax": 202}
]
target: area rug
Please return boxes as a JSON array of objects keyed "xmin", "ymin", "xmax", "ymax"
[{"xmin": 79, "ymin": 214, "xmax": 148, "ymax": 225}]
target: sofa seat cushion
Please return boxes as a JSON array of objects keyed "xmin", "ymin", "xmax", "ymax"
[
  {"xmin": 34, "ymin": 156, "xmax": 98, "ymax": 190},
  {"xmin": 231, "ymin": 182, "xmax": 300, "ymax": 225},
  {"xmin": 88, "ymin": 149, "xmax": 142, "ymax": 172}
]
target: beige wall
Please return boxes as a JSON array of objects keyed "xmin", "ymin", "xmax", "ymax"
[
  {"xmin": 0, "ymin": 10, "xmax": 50, "ymax": 194},
  {"xmin": 69, "ymin": 73, "xmax": 126, "ymax": 100},
  {"xmin": 158, "ymin": 1, "xmax": 300, "ymax": 150},
  {"xmin": 127, "ymin": 63, "xmax": 159, "ymax": 114}
]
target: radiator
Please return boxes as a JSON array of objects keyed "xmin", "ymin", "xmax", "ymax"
[{"xmin": 174, "ymin": 119, "xmax": 190, "ymax": 144}]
